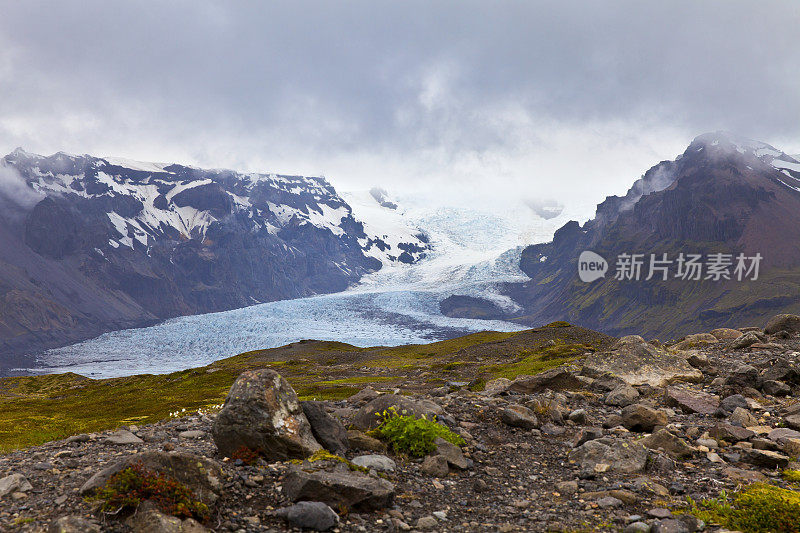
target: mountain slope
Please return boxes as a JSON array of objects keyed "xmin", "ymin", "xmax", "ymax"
[
  {"xmin": 0, "ymin": 150, "xmax": 429, "ymax": 362},
  {"xmin": 508, "ymin": 132, "xmax": 800, "ymax": 339}
]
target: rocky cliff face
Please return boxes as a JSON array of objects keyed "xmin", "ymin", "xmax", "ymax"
[
  {"xmin": 0, "ymin": 150, "xmax": 429, "ymax": 363},
  {"xmin": 509, "ymin": 132, "xmax": 800, "ymax": 339}
]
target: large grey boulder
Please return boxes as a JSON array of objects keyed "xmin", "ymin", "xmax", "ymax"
[
  {"xmin": 582, "ymin": 336, "xmax": 702, "ymax": 387},
  {"xmin": 764, "ymin": 314, "xmax": 800, "ymax": 335},
  {"xmin": 302, "ymin": 401, "xmax": 349, "ymax": 454},
  {"xmin": 80, "ymin": 451, "xmax": 223, "ymax": 507},
  {"xmin": 212, "ymin": 369, "xmax": 321, "ymax": 460},
  {"xmin": 569, "ymin": 438, "xmax": 648, "ymax": 474},
  {"xmin": 283, "ymin": 467, "xmax": 395, "ymax": 511}
]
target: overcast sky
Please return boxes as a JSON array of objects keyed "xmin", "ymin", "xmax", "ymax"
[{"xmin": 1, "ymin": 1, "xmax": 798, "ymax": 218}]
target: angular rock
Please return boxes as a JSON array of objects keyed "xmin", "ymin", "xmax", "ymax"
[
  {"xmin": 710, "ymin": 328, "xmax": 743, "ymax": 341},
  {"xmin": 347, "ymin": 386, "xmax": 379, "ymax": 405},
  {"xmin": 212, "ymin": 369, "xmax": 321, "ymax": 460},
  {"xmin": 731, "ymin": 331, "xmax": 761, "ymax": 349},
  {"xmin": 582, "ymin": 336, "xmax": 702, "ymax": 387},
  {"xmin": 0, "ymin": 473, "xmax": 32, "ymax": 497},
  {"xmin": 130, "ymin": 504, "xmax": 208, "ymax": 533},
  {"xmin": 283, "ymin": 467, "xmax": 395, "ymax": 511},
  {"xmin": 764, "ymin": 313, "xmax": 800, "ymax": 335},
  {"xmin": 80, "ymin": 451, "xmax": 222, "ymax": 506},
  {"xmin": 761, "ymin": 358, "xmax": 800, "ymax": 384},
  {"xmin": 723, "ymin": 466, "xmax": 767, "ymax": 484},
  {"xmin": 640, "ymin": 429, "xmax": 696, "ymax": 458},
  {"xmin": 421, "ymin": 455, "xmax": 450, "ymax": 477},
  {"xmin": 302, "ymin": 401, "xmax": 349, "ymax": 454},
  {"xmin": 500, "ymin": 404, "xmax": 539, "ymax": 429},
  {"xmin": 621, "ymin": 404, "xmax": 668, "ymax": 433},
  {"xmin": 686, "ymin": 352, "xmax": 709, "ymax": 369},
  {"xmin": 762, "ymin": 380, "xmax": 791, "ymax": 396},
  {"xmin": 719, "ymin": 394, "xmax": 749, "ymax": 413},
  {"xmin": 351, "ymin": 454, "xmax": 396, "ymax": 473},
  {"xmin": 346, "ymin": 430, "xmax": 387, "ymax": 452},
  {"xmin": 275, "ymin": 501, "xmax": 339, "ymax": 531},
  {"xmin": 508, "ymin": 368, "xmax": 585, "ymax": 393},
  {"xmin": 605, "ymin": 384, "xmax": 640, "ymax": 407},
  {"xmin": 48, "ymin": 516, "xmax": 101, "ymax": 533},
  {"xmin": 104, "ymin": 430, "xmax": 144, "ymax": 445},
  {"xmin": 768, "ymin": 427, "xmax": 800, "ymax": 442},
  {"xmin": 673, "ymin": 333, "xmax": 718, "ymax": 350},
  {"xmin": 742, "ymin": 449, "xmax": 790, "ymax": 468},
  {"xmin": 569, "ymin": 438, "xmax": 648, "ymax": 474},
  {"xmin": 434, "ymin": 437, "xmax": 468, "ymax": 470},
  {"xmin": 482, "ymin": 378, "xmax": 512, "ymax": 395},
  {"xmin": 725, "ymin": 364, "xmax": 761, "ymax": 390},
  {"xmin": 663, "ymin": 387, "xmax": 719, "ymax": 415},
  {"xmin": 729, "ymin": 407, "xmax": 758, "ymax": 428},
  {"xmin": 709, "ymin": 423, "xmax": 755, "ymax": 443},
  {"xmin": 784, "ymin": 414, "xmax": 800, "ymax": 431}
]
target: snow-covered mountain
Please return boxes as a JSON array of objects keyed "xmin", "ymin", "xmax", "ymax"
[
  {"xmin": 510, "ymin": 131, "xmax": 800, "ymax": 339},
  {"xmin": 0, "ymin": 149, "xmax": 429, "ymax": 362}
]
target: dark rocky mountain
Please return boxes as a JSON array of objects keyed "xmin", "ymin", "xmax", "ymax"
[
  {"xmin": 507, "ymin": 132, "xmax": 800, "ymax": 339},
  {"xmin": 0, "ymin": 149, "xmax": 429, "ymax": 364}
]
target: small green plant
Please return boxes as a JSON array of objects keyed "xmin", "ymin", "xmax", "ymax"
[
  {"xmin": 371, "ymin": 408, "xmax": 465, "ymax": 457},
  {"xmin": 93, "ymin": 463, "xmax": 210, "ymax": 522},
  {"xmin": 782, "ymin": 469, "xmax": 800, "ymax": 483},
  {"xmin": 687, "ymin": 484, "xmax": 800, "ymax": 533}
]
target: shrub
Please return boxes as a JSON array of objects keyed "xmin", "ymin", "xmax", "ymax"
[
  {"xmin": 371, "ymin": 408, "xmax": 465, "ymax": 457},
  {"xmin": 687, "ymin": 484, "xmax": 800, "ymax": 533},
  {"xmin": 94, "ymin": 463, "xmax": 210, "ymax": 522},
  {"xmin": 782, "ymin": 469, "xmax": 800, "ymax": 483},
  {"xmin": 543, "ymin": 321, "xmax": 572, "ymax": 328},
  {"xmin": 230, "ymin": 445, "xmax": 260, "ymax": 466}
]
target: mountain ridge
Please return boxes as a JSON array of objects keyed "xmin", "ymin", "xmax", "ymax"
[
  {"xmin": 504, "ymin": 132, "xmax": 800, "ymax": 339},
  {"xmin": 0, "ymin": 149, "xmax": 430, "ymax": 364}
]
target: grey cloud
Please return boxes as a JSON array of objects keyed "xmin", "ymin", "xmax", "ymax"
[{"xmin": 0, "ymin": 1, "xmax": 798, "ymax": 212}]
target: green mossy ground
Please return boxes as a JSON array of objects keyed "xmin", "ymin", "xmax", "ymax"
[{"xmin": 0, "ymin": 324, "xmax": 612, "ymax": 452}]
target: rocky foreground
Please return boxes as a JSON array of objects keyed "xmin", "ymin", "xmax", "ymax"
[{"xmin": 5, "ymin": 316, "xmax": 800, "ymax": 532}]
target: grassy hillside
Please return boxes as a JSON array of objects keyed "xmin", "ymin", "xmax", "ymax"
[{"xmin": 0, "ymin": 324, "xmax": 615, "ymax": 452}]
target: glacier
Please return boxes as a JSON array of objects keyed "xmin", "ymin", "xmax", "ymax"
[{"xmin": 16, "ymin": 192, "xmax": 574, "ymax": 379}]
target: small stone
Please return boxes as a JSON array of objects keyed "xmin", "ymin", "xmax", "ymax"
[
  {"xmin": 104, "ymin": 430, "xmax": 144, "ymax": 445},
  {"xmin": 622, "ymin": 404, "xmax": 668, "ymax": 432},
  {"xmin": 351, "ymin": 455, "xmax": 396, "ymax": 472},
  {"xmin": 48, "ymin": 516, "xmax": 101, "ymax": 533},
  {"xmin": 624, "ymin": 522, "xmax": 651, "ymax": 533},
  {"xmin": 416, "ymin": 516, "xmax": 438, "ymax": 530},
  {"xmin": 647, "ymin": 508, "xmax": 673, "ymax": 519},
  {"xmin": 597, "ymin": 496, "xmax": 623, "ymax": 508},
  {"xmin": 555, "ymin": 480, "xmax": 578, "ymax": 496},
  {"xmin": 500, "ymin": 404, "xmax": 539, "ymax": 429},
  {"xmin": 275, "ymin": 501, "xmax": 339, "ymax": 531},
  {"xmin": 178, "ymin": 430, "xmax": 205, "ymax": 439},
  {"xmin": 605, "ymin": 384, "xmax": 640, "ymax": 407},
  {"xmin": 569, "ymin": 409, "xmax": 588, "ymax": 424},
  {"xmin": 421, "ymin": 455, "xmax": 449, "ymax": 477}
]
